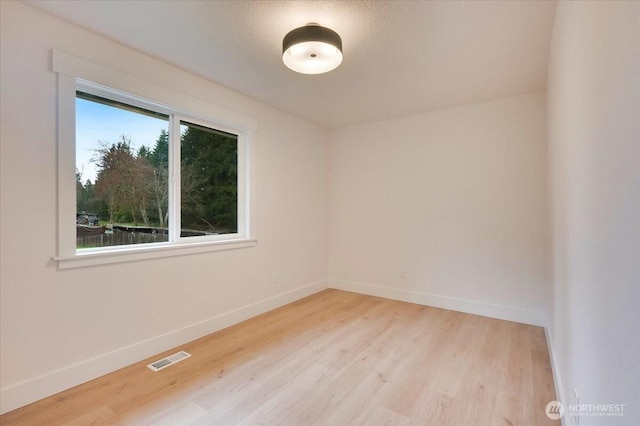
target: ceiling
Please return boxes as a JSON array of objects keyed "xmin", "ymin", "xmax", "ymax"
[{"xmin": 27, "ymin": 0, "xmax": 557, "ymax": 129}]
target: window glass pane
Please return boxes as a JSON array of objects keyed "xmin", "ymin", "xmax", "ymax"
[
  {"xmin": 76, "ymin": 92, "xmax": 170, "ymax": 249},
  {"xmin": 180, "ymin": 121, "xmax": 238, "ymax": 237}
]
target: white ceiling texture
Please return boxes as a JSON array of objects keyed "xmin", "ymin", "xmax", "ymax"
[{"xmin": 27, "ymin": 0, "xmax": 557, "ymax": 128}]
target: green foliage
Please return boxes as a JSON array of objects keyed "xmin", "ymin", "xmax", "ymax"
[
  {"xmin": 180, "ymin": 125, "xmax": 238, "ymax": 233},
  {"xmin": 151, "ymin": 129, "xmax": 169, "ymax": 169},
  {"xmin": 82, "ymin": 127, "xmax": 237, "ymax": 234},
  {"xmin": 76, "ymin": 170, "xmax": 101, "ymax": 214},
  {"xmin": 137, "ymin": 145, "xmax": 151, "ymax": 160}
]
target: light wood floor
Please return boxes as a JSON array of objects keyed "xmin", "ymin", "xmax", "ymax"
[{"xmin": 1, "ymin": 289, "xmax": 558, "ymax": 425}]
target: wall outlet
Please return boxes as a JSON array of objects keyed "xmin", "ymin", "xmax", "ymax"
[
  {"xmin": 272, "ymin": 271, "xmax": 279, "ymax": 284},
  {"xmin": 400, "ymin": 267, "xmax": 408, "ymax": 279}
]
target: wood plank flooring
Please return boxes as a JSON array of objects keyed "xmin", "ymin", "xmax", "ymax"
[{"xmin": 0, "ymin": 289, "xmax": 558, "ymax": 425}]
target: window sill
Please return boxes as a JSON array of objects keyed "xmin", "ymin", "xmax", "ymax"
[{"xmin": 54, "ymin": 238, "xmax": 257, "ymax": 270}]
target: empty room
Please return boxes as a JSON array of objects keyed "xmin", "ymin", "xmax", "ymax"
[{"xmin": 0, "ymin": 0, "xmax": 638, "ymax": 425}]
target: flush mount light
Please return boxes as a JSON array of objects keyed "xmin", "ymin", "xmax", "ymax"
[{"xmin": 282, "ymin": 23, "xmax": 343, "ymax": 74}]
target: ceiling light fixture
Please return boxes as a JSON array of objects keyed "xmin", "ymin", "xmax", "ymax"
[{"xmin": 282, "ymin": 23, "xmax": 343, "ymax": 74}]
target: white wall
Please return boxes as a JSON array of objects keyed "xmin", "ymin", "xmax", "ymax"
[
  {"xmin": 547, "ymin": 1, "xmax": 640, "ymax": 424},
  {"xmin": 0, "ymin": 1, "xmax": 328, "ymax": 413},
  {"xmin": 329, "ymin": 93, "xmax": 549, "ymax": 325},
  {"xmin": 7, "ymin": 0, "xmax": 638, "ymax": 420}
]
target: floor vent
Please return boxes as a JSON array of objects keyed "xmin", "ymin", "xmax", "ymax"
[{"xmin": 147, "ymin": 351, "xmax": 192, "ymax": 372}]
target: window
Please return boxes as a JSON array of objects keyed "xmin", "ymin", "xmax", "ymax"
[
  {"xmin": 54, "ymin": 51, "xmax": 255, "ymax": 268},
  {"xmin": 179, "ymin": 121, "xmax": 239, "ymax": 238},
  {"xmin": 75, "ymin": 84, "xmax": 245, "ymax": 251},
  {"xmin": 76, "ymin": 90, "xmax": 170, "ymax": 249}
]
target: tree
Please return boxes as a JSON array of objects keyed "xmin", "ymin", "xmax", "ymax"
[
  {"xmin": 150, "ymin": 130, "xmax": 169, "ymax": 168},
  {"xmin": 76, "ymin": 170, "xmax": 98, "ymax": 215},
  {"xmin": 89, "ymin": 126, "xmax": 236, "ymax": 232},
  {"xmin": 137, "ymin": 145, "xmax": 151, "ymax": 160},
  {"xmin": 93, "ymin": 136, "xmax": 143, "ymax": 224},
  {"xmin": 180, "ymin": 125, "xmax": 237, "ymax": 233},
  {"xmin": 135, "ymin": 156, "xmax": 154, "ymax": 226},
  {"xmin": 76, "ymin": 169, "xmax": 85, "ymax": 210},
  {"xmin": 148, "ymin": 130, "xmax": 169, "ymax": 227}
]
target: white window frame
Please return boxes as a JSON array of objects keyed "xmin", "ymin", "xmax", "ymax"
[{"xmin": 53, "ymin": 51, "xmax": 256, "ymax": 269}]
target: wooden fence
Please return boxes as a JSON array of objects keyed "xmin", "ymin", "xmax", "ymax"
[{"xmin": 77, "ymin": 229, "xmax": 169, "ymax": 249}]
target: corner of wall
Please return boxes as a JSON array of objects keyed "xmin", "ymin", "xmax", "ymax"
[
  {"xmin": 544, "ymin": 323, "xmax": 569, "ymax": 426},
  {"xmin": 329, "ymin": 279, "xmax": 547, "ymax": 327}
]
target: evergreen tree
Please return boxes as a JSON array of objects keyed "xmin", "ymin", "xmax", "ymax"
[
  {"xmin": 180, "ymin": 125, "xmax": 237, "ymax": 233},
  {"xmin": 88, "ymin": 126, "xmax": 236, "ymax": 232}
]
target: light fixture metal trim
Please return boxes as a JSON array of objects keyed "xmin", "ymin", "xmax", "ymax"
[{"xmin": 282, "ymin": 23, "xmax": 343, "ymax": 74}]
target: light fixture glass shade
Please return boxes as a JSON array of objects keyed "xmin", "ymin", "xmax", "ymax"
[{"xmin": 282, "ymin": 24, "xmax": 343, "ymax": 74}]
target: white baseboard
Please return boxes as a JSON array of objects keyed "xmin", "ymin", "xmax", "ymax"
[
  {"xmin": 1, "ymin": 279, "xmax": 549, "ymax": 414},
  {"xmin": 0, "ymin": 280, "xmax": 328, "ymax": 415},
  {"xmin": 545, "ymin": 326, "xmax": 569, "ymax": 426},
  {"xmin": 329, "ymin": 279, "xmax": 546, "ymax": 326}
]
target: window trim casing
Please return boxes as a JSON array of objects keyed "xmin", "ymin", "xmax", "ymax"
[
  {"xmin": 53, "ymin": 51, "xmax": 256, "ymax": 269},
  {"xmin": 172, "ymin": 114, "xmax": 248, "ymax": 244}
]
